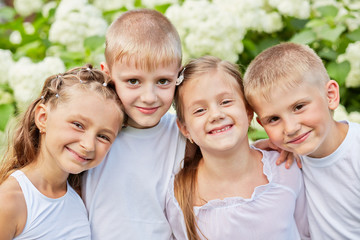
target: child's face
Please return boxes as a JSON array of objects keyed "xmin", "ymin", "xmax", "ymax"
[
  {"xmin": 251, "ymin": 80, "xmax": 339, "ymax": 158},
  {"xmin": 37, "ymin": 90, "xmax": 123, "ymax": 175},
  {"xmin": 105, "ymin": 60, "xmax": 179, "ymax": 129},
  {"xmin": 178, "ymin": 71, "xmax": 252, "ymax": 155}
]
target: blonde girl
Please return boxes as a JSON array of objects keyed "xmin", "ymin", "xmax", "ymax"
[
  {"xmin": 0, "ymin": 65, "xmax": 124, "ymax": 239},
  {"xmin": 165, "ymin": 56, "xmax": 310, "ymax": 240}
]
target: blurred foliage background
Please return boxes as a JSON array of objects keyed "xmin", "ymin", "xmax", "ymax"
[{"xmin": 0, "ymin": 0, "xmax": 360, "ymax": 153}]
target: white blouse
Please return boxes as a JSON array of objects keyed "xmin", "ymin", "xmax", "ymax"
[{"xmin": 165, "ymin": 148, "xmax": 310, "ymax": 240}]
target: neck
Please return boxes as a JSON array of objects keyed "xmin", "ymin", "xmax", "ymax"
[
  {"xmin": 199, "ymin": 142, "xmax": 261, "ymax": 182},
  {"xmin": 21, "ymin": 153, "xmax": 69, "ymax": 198}
]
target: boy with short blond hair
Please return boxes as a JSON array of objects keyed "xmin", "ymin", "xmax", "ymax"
[
  {"xmin": 82, "ymin": 9, "xmax": 186, "ymax": 240},
  {"xmin": 244, "ymin": 42, "xmax": 360, "ymax": 239}
]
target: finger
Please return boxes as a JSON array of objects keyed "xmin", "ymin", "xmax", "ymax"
[
  {"xmin": 295, "ymin": 154, "xmax": 302, "ymax": 169},
  {"xmin": 276, "ymin": 150, "xmax": 288, "ymax": 165},
  {"xmin": 285, "ymin": 152, "xmax": 294, "ymax": 169}
]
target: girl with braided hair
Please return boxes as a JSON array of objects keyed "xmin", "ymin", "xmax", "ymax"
[{"xmin": 0, "ymin": 64, "xmax": 124, "ymax": 239}]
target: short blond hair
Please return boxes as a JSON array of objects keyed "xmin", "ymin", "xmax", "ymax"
[
  {"xmin": 105, "ymin": 9, "xmax": 182, "ymax": 71},
  {"xmin": 243, "ymin": 42, "xmax": 330, "ymax": 106}
]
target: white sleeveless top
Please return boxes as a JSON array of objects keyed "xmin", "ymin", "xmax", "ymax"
[{"xmin": 12, "ymin": 170, "xmax": 91, "ymax": 240}]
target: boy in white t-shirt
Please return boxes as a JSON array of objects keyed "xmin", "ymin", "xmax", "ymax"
[
  {"xmin": 81, "ymin": 9, "xmax": 186, "ymax": 240},
  {"xmin": 244, "ymin": 42, "xmax": 360, "ymax": 239}
]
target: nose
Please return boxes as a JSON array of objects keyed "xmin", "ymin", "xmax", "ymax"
[
  {"xmin": 80, "ymin": 133, "xmax": 95, "ymax": 152},
  {"xmin": 208, "ymin": 106, "xmax": 225, "ymax": 123},
  {"xmin": 283, "ymin": 116, "xmax": 300, "ymax": 136},
  {"xmin": 140, "ymin": 84, "xmax": 157, "ymax": 104}
]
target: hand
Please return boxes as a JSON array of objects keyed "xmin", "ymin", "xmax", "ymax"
[
  {"xmin": 252, "ymin": 139, "xmax": 302, "ymax": 169},
  {"xmin": 276, "ymin": 150, "xmax": 302, "ymax": 169}
]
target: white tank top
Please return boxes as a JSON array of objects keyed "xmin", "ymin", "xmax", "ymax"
[{"xmin": 12, "ymin": 170, "xmax": 91, "ymax": 240}]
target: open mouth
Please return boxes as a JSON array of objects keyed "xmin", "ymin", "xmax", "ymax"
[
  {"xmin": 209, "ymin": 125, "xmax": 232, "ymax": 135},
  {"xmin": 66, "ymin": 147, "xmax": 92, "ymax": 162}
]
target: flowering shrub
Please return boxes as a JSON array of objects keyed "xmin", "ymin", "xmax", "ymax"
[{"xmin": 0, "ymin": 0, "xmax": 359, "ymax": 152}]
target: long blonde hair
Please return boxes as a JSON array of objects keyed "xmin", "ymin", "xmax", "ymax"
[{"xmin": 173, "ymin": 56, "xmax": 248, "ymax": 239}]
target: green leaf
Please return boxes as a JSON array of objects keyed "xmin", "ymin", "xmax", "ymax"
[
  {"xmin": 248, "ymin": 129, "xmax": 268, "ymax": 141},
  {"xmin": 318, "ymin": 48, "xmax": 337, "ymax": 61},
  {"xmin": 346, "ymin": 29, "xmax": 360, "ymax": 42},
  {"xmin": 326, "ymin": 61, "xmax": 350, "ymax": 86},
  {"xmin": 0, "ymin": 6, "xmax": 16, "ymax": 21},
  {"xmin": 84, "ymin": 36, "xmax": 105, "ymax": 51},
  {"xmin": 154, "ymin": 4, "xmax": 171, "ymax": 14},
  {"xmin": 316, "ymin": 5, "xmax": 338, "ymax": 18},
  {"xmin": 290, "ymin": 30, "xmax": 316, "ymax": 44},
  {"xmin": 0, "ymin": 104, "xmax": 15, "ymax": 131},
  {"xmin": 318, "ymin": 25, "xmax": 346, "ymax": 42}
]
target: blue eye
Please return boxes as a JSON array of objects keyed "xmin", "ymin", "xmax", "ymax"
[{"xmin": 268, "ymin": 117, "xmax": 279, "ymax": 123}]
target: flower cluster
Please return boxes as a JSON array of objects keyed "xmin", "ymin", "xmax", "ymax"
[
  {"xmin": 166, "ymin": 0, "xmax": 311, "ymax": 63},
  {"xmin": 13, "ymin": 0, "xmax": 44, "ymax": 17},
  {"xmin": 337, "ymin": 41, "xmax": 360, "ymax": 88},
  {"xmin": 0, "ymin": 49, "xmax": 14, "ymax": 84},
  {"xmin": 166, "ymin": 0, "xmax": 245, "ymax": 63},
  {"xmin": 49, "ymin": 0, "xmax": 108, "ymax": 52},
  {"xmin": 8, "ymin": 56, "xmax": 65, "ymax": 109}
]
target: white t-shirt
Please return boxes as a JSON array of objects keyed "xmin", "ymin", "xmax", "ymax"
[
  {"xmin": 165, "ymin": 148, "xmax": 310, "ymax": 240},
  {"xmin": 82, "ymin": 112, "xmax": 186, "ymax": 240},
  {"xmin": 12, "ymin": 170, "xmax": 90, "ymax": 240},
  {"xmin": 301, "ymin": 121, "xmax": 360, "ymax": 239}
]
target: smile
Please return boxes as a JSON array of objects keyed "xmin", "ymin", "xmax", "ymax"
[
  {"xmin": 287, "ymin": 131, "xmax": 311, "ymax": 144},
  {"xmin": 66, "ymin": 147, "xmax": 91, "ymax": 163},
  {"xmin": 209, "ymin": 125, "xmax": 232, "ymax": 135},
  {"xmin": 136, "ymin": 107, "xmax": 159, "ymax": 114}
]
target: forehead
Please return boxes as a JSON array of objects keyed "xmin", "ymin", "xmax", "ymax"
[
  {"xmin": 110, "ymin": 58, "xmax": 179, "ymax": 77},
  {"xmin": 252, "ymin": 80, "xmax": 325, "ymax": 116},
  {"xmin": 181, "ymin": 70, "xmax": 240, "ymax": 103}
]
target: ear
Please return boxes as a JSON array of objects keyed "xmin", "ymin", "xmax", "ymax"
[
  {"xmin": 101, "ymin": 62, "xmax": 110, "ymax": 75},
  {"xmin": 176, "ymin": 118, "xmax": 190, "ymax": 138},
  {"xmin": 256, "ymin": 116, "xmax": 264, "ymax": 127},
  {"xmin": 35, "ymin": 104, "xmax": 48, "ymax": 133},
  {"xmin": 247, "ymin": 108, "xmax": 254, "ymax": 126},
  {"xmin": 326, "ymin": 80, "xmax": 340, "ymax": 110}
]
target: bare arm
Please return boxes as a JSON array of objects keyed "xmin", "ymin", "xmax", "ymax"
[{"xmin": 0, "ymin": 178, "xmax": 27, "ymax": 240}]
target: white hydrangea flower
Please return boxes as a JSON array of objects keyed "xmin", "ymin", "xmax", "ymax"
[
  {"xmin": 0, "ymin": 49, "xmax": 14, "ymax": 84},
  {"xmin": 166, "ymin": 0, "xmax": 245, "ymax": 63},
  {"xmin": 42, "ymin": 1, "xmax": 58, "ymax": 18},
  {"xmin": 214, "ymin": 0, "xmax": 283, "ymax": 33},
  {"xmin": 49, "ymin": 0, "xmax": 107, "ymax": 52},
  {"xmin": 13, "ymin": 0, "xmax": 43, "ymax": 17},
  {"xmin": 333, "ymin": 104, "xmax": 349, "ymax": 122},
  {"xmin": 268, "ymin": 0, "xmax": 310, "ymax": 19},
  {"xmin": 337, "ymin": 41, "xmax": 360, "ymax": 88},
  {"xmin": 349, "ymin": 111, "xmax": 360, "ymax": 124},
  {"xmin": 92, "ymin": 0, "xmax": 135, "ymax": 11},
  {"xmin": 9, "ymin": 31, "xmax": 22, "ymax": 45},
  {"xmin": 8, "ymin": 57, "xmax": 65, "ymax": 108}
]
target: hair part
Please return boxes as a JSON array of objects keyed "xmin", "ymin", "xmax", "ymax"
[
  {"xmin": 105, "ymin": 9, "xmax": 182, "ymax": 72},
  {"xmin": 0, "ymin": 64, "xmax": 123, "ymax": 190},
  {"xmin": 173, "ymin": 55, "xmax": 248, "ymax": 240},
  {"xmin": 243, "ymin": 42, "xmax": 330, "ymax": 107}
]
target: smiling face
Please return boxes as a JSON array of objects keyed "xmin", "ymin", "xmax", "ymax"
[
  {"xmin": 252, "ymin": 79, "xmax": 340, "ymax": 158},
  {"xmin": 105, "ymin": 60, "xmax": 179, "ymax": 129},
  {"xmin": 178, "ymin": 70, "xmax": 252, "ymax": 156},
  {"xmin": 37, "ymin": 89, "xmax": 123, "ymax": 175}
]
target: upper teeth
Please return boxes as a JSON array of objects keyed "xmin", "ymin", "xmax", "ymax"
[{"xmin": 212, "ymin": 126, "xmax": 230, "ymax": 134}]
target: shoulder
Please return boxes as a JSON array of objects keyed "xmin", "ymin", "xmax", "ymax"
[
  {"xmin": 259, "ymin": 148, "xmax": 303, "ymax": 194},
  {"xmin": 0, "ymin": 177, "xmax": 27, "ymax": 238}
]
